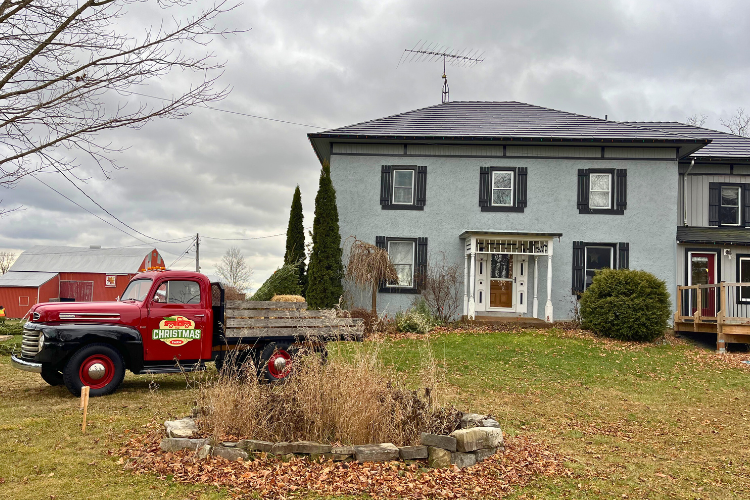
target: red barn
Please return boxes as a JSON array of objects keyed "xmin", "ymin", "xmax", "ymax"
[{"xmin": 0, "ymin": 246, "xmax": 164, "ymax": 318}]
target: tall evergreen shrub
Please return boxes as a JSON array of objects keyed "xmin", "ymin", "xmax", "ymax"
[
  {"xmin": 284, "ymin": 185, "xmax": 307, "ymax": 296},
  {"xmin": 306, "ymin": 161, "xmax": 343, "ymax": 309},
  {"xmin": 579, "ymin": 268, "xmax": 671, "ymax": 342},
  {"xmin": 249, "ymin": 262, "xmax": 301, "ymax": 301}
]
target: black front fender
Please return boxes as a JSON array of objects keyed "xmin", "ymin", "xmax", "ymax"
[{"xmin": 26, "ymin": 323, "xmax": 144, "ymax": 372}]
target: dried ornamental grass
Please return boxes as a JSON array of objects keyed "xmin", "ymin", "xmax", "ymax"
[{"xmin": 270, "ymin": 294, "xmax": 305, "ymax": 302}]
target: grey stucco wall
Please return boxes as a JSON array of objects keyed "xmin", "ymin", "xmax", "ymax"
[{"xmin": 331, "ymin": 152, "xmax": 678, "ymax": 320}]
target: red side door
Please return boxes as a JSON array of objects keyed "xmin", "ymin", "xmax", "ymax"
[
  {"xmin": 142, "ymin": 278, "xmax": 209, "ymax": 362},
  {"xmin": 689, "ymin": 253, "xmax": 716, "ymax": 317}
]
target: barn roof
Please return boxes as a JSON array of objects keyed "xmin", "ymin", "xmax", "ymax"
[
  {"xmin": 0, "ymin": 271, "xmax": 58, "ymax": 287},
  {"xmin": 8, "ymin": 246, "xmax": 157, "ymax": 274}
]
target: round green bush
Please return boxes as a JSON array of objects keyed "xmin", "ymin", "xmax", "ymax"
[{"xmin": 579, "ymin": 268, "xmax": 671, "ymax": 342}]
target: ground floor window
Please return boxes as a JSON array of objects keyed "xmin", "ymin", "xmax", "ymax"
[
  {"xmin": 573, "ymin": 241, "xmax": 628, "ymax": 293},
  {"xmin": 584, "ymin": 245, "xmax": 615, "ymax": 289},
  {"xmin": 738, "ymin": 255, "xmax": 750, "ymax": 301},
  {"xmin": 387, "ymin": 240, "xmax": 415, "ymax": 288}
]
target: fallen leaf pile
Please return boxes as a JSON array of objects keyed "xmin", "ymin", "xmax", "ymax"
[{"xmin": 117, "ymin": 433, "xmax": 570, "ymax": 499}]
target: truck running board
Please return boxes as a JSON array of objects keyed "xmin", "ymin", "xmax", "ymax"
[{"xmin": 137, "ymin": 364, "xmax": 206, "ymax": 375}]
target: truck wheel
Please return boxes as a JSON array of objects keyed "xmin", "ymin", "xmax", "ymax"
[
  {"xmin": 40, "ymin": 367, "xmax": 64, "ymax": 386},
  {"xmin": 216, "ymin": 348, "xmax": 260, "ymax": 376},
  {"xmin": 63, "ymin": 343, "xmax": 125, "ymax": 397},
  {"xmin": 259, "ymin": 342, "xmax": 296, "ymax": 383}
]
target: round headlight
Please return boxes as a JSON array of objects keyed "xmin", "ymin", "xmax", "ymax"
[{"xmin": 38, "ymin": 334, "xmax": 44, "ymax": 351}]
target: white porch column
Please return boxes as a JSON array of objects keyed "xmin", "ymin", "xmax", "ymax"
[
  {"xmin": 468, "ymin": 251, "xmax": 476, "ymax": 319},
  {"xmin": 463, "ymin": 254, "xmax": 469, "ymax": 317},
  {"xmin": 545, "ymin": 240, "xmax": 554, "ymax": 323},
  {"xmin": 533, "ymin": 255, "xmax": 539, "ymax": 319}
]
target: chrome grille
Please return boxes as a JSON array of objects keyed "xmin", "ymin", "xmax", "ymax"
[
  {"xmin": 32, "ymin": 312, "xmax": 40, "ymax": 321},
  {"xmin": 21, "ymin": 329, "xmax": 41, "ymax": 359}
]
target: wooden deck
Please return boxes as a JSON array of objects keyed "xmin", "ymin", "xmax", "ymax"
[{"xmin": 674, "ymin": 282, "xmax": 750, "ymax": 353}]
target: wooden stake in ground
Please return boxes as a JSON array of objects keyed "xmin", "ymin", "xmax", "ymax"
[{"xmin": 81, "ymin": 386, "xmax": 90, "ymax": 433}]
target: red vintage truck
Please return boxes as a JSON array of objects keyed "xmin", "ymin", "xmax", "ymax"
[{"xmin": 10, "ymin": 270, "xmax": 358, "ymax": 397}]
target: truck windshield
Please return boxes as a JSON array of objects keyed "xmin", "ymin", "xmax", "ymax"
[{"xmin": 120, "ymin": 279, "xmax": 153, "ymax": 302}]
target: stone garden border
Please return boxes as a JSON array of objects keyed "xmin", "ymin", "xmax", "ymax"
[{"xmin": 160, "ymin": 413, "xmax": 504, "ymax": 470}]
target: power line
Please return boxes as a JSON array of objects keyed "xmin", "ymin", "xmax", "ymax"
[
  {"xmin": 120, "ymin": 90, "xmax": 327, "ymax": 129},
  {"xmin": 202, "ymin": 232, "xmax": 287, "ymax": 241},
  {"xmin": 169, "ymin": 237, "xmax": 197, "ymax": 268}
]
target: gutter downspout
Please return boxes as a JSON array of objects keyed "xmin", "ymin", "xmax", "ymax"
[{"xmin": 683, "ymin": 158, "xmax": 695, "ymax": 226}]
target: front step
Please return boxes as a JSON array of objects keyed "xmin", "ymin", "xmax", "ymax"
[{"xmin": 137, "ymin": 363, "xmax": 206, "ymax": 375}]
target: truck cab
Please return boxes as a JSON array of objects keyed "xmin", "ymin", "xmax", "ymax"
[{"xmin": 11, "ymin": 270, "xmax": 224, "ymax": 396}]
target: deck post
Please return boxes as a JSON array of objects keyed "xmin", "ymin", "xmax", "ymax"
[{"xmin": 717, "ymin": 283, "xmax": 727, "ymax": 354}]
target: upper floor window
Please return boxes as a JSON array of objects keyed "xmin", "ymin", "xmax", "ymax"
[
  {"xmin": 479, "ymin": 166, "xmax": 527, "ymax": 212},
  {"xmin": 708, "ymin": 182, "xmax": 747, "ymax": 227},
  {"xmin": 577, "ymin": 168, "xmax": 627, "ymax": 215},
  {"xmin": 380, "ymin": 165, "xmax": 426, "ymax": 210}
]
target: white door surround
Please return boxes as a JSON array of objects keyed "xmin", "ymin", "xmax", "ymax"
[{"xmin": 461, "ymin": 231, "xmax": 561, "ymax": 322}]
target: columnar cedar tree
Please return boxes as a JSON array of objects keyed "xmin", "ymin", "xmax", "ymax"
[
  {"xmin": 284, "ymin": 185, "xmax": 307, "ymax": 296},
  {"xmin": 306, "ymin": 162, "xmax": 344, "ymax": 309}
]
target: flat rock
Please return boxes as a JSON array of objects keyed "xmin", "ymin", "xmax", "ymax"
[
  {"xmin": 450, "ymin": 427, "xmax": 503, "ymax": 452},
  {"xmin": 427, "ymin": 446, "xmax": 451, "ymax": 468},
  {"xmin": 331, "ymin": 446, "xmax": 354, "ymax": 456},
  {"xmin": 270, "ymin": 442, "xmax": 295, "ymax": 455},
  {"xmin": 291, "ymin": 441, "xmax": 332, "ymax": 454},
  {"xmin": 354, "ymin": 443, "xmax": 399, "ymax": 462},
  {"xmin": 399, "ymin": 445, "xmax": 428, "ymax": 460},
  {"xmin": 451, "ymin": 451, "xmax": 477, "ymax": 469},
  {"xmin": 160, "ymin": 438, "xmax": 208, "ymax": 452},
  {"xmin": 420, "ymin": 432, "xmax": 456, "ymax": 452},
  {"xmin": 474, "ymin": 448, "xmax": 496, "ymax": 463},
  {"xmin": 221, "ymin": 441, "xmax": 237, "ymax": 448},
  {"xmin": 460, "ymin": 413, "xmax": 500, "ymax": 429},
  {"xmin": 238, "ymin": 439, "xmax": 274, "ymax": 453},
  {"xmin": 164, "ymin": 418, "xmax": 198, "ymax": 438},
  {"xmin": 197, "ymin": 444, "xmax": 212, "ymax": 459},
  {"xmin": 212, "ymin": 446, "xmax": 248, "ymax": 461}
]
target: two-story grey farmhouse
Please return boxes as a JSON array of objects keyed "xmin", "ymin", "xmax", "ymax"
[{"xmin": 307, "ymin": 102, "xmax": 750, "ymax": 323}]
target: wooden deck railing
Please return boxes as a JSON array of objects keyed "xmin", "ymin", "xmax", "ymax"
[{"xmin": 675, "ymin": 282, "xmax": 750, "ymax": 352}]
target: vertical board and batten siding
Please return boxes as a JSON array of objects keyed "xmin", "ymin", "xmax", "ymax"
[
  {"xmin": 407, "ymin": 144, "xmax": 505, "ymax": 157},
  {"xmin": 506, "ymin": 146, "xmax": 599, "ymax": 157},
  {"xmin": 332, "ymin": 143, "xmax": 403, "ymax": 155},
  {"xmin": 38, "ymin": 275, "xmax": 60, "ymax": 302},
  {"xmin": 0, "ymin": 287, "xmax": 39, "ymax": 318},
  {"xmin": 57, "ymin": 272, "xmax": 136, "ymax": 301},
  {"xmin": 604, "ymin": 147, "xmax": 676, "ymax": 159},
  {"xmin": 681, "ymin": 174, "xmax": 750, "ymax": 226}
]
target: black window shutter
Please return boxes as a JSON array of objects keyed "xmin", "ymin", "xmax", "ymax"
[
  {"xmin": 479, "ymin": 167, "xmax": 490, "ymax": 207},
  {"xmin": 380, "ymin": 166, "xmax": 392, "ymax": 207},
  {"xmin": 516, "ymin": 167, "xmax": 528, "ymax": 209},
  {"xmin": 708, "ymin": 182, "xmax": 720, "ymax": 226},
  {"xmin": 744, "ymin": 184, "xmax": 750, "ymax": 228},
  {"xmin": 375, "ymin": 236, "xmax": 386, "ymax": 250},
  {"xmin": 572, "ymin": 241, "xmax": 585, "ymax": 294},
  {"xmin": 616, "ymin": 169, "xmax": 627, "ymax": 211},
  {"xmin": 577, "ymin": 169, "xmax": 590, "ymax": 212},
  {"xmin": 416, "ymin": 237, "xmax": 428, "ymax": 289},
  {"xmin": 618, "ymin": 242, "xmax": 629, "ymax": 269},
  {"xmin": 416, "ymin": 166, "xmax": 427, "ymax": 207}
]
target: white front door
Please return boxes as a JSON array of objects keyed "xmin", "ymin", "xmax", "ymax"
[{"xmin": 474, "ymin": 254, "xmax": 529, "ymax": 313}]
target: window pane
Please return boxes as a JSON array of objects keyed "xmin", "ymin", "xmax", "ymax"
[
  {"xmin": 586, "ymin": 247, "xmax": 612, "ymax": 271},
  {"xmin": 394, "ymin": 264, "xmax": 413, "ymax": 287},
  {"xmin": 490, "ymin": 254, "xmax": 512, "ymax": 279},
  {"xmin": 721, "ymin": 186, "xmax": 740, "ymax": 207},
  {"xmin": 393, "ymin": 186, "xmax": 412, "ymax": 204},
  {"xmin": 394, "ymin": 170, "xmax": 413, "ymax": 188},
  {"xmin": 741, "ymin": 259, "xmax": 750, "ymax": 299},
  {"xmin": 691, "ymin": 256, "xmax": 709, "ymax": 285},
  {"xmin": 590, "ymin": 191, "xmax": 610, "ymax": 208},
  {"xmin": 492, "ymin": 188, "xmax": 512, "ymax": 206},
  {"xmin": 493, "ymin": 172, "xmax": 512, "ymax": 189},
  {"xmin": 388, "ymin": 241, "xmax": 413, "ymax": 265},
  {"xmin": 590, "ymin": 173, "xmax": 610, "ymax": 190},
  {"xmin": 166, "ymin": 280, "xmax": 201, "ymax": 304},
  {"xmin": 720, "ymin": 206, "xmax": 739, "ymax": 225}
]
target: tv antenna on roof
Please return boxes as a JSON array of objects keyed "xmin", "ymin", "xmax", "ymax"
[{"xmin": 398, "ymin": 41, "xmax": 484, "ymax": 103}]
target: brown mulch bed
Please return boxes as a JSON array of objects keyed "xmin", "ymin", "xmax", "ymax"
[{"xmin": 117, "ymin": 427, "xmax": 570, "ymax": 499}]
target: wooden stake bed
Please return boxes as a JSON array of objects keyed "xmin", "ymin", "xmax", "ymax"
[{"xmin": 222, "ymin": 301, "xmax": 364, "ymax": 342}]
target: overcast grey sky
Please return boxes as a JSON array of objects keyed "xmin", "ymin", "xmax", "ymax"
[{"xmin": 2, "ymin": 0, "xmax": 749, "ymax": 290}]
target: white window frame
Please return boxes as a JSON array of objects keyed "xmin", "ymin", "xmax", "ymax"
[
  {"xmin": 491, "ymin": 170, "xmax": 514, "ymax": 207},
  {"xmin": 386, "ymin": 240, "xmax": 415, "ymax": 288},
  {"xmin": 584, "ymin": 245, "xmax": 614, "ymax": 290},
  {"xmin": 739, "ymin": 256, "xmax": 750, "ymax": 302},
  {"xmin": 392, "ymin": 169, "xmax": 415, "ymax": 205},
  {"xmin": 589, "ymin": 173, "xmax": 612, "ymax": 210},
  {"xmin": 720, "ymin": 185, "xmax": 742, "ymax": 226}
]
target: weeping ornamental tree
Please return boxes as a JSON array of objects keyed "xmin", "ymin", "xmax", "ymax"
[
  {"xmin": 306, "ymin": 161, "xmax": 343, "ymax": 309},
  {"xmin": 284, "ymin": 185, "xmax": 307, "ymax": 296},
  {"xmin": 345, "ymin": 237, "xmax": 398, "ymax": 315}
]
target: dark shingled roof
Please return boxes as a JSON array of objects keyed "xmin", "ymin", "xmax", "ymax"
[
  {"xmin": 624, "ymin": 122, "xmax": 750, "ymax": 159},
  {"xmin": 312, "ymin": 101, "xmax": 703, "ymax": 141},
  {"xmin": 677, "ymin": 226, "xmax": 750, "ymax": 246}
]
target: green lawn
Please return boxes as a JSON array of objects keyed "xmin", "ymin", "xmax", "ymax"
[{"xmin": 1, "ymin": 328, "xmax": 749, "ymax": 499}]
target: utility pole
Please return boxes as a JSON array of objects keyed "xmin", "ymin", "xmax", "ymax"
[{"xmin": 195, "ymin": 233, "xmax": 200, "ymax": 272}]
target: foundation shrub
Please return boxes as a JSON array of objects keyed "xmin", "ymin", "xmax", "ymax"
[
  {"xmin": 579, "ymin": 268, "xmax": 671, "ymax": 342},
  {"xmin": 198, "ymin": 341, "xmax": 454, "ymax": 446},
  {"xmin": 395, "ymin": 298, "xmax": 439, "ymax": 334}
]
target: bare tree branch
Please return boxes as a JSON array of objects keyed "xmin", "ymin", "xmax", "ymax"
[
  {"xmin": 720, "ymin": 108, "xmax": 750, "ymax": 137},
  {"xmin": 216, "ymin": 246, "xmax": 253, "ymax": 292},
  {"xmin": 685, "ymin": 114, "xmax": 707, "ymax": 127},
  {"xmin": 0, "ymin": 251, "xmax": 16, "ymax": 273},
  {"xmin": 0, "ymin": 0, "xmax": 242, "ymax": 214}
]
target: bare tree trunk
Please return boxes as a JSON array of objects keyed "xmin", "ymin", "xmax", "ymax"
[{"xmin": 371, "ymin": 280, "xmax": 378, "ymax": 316}]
